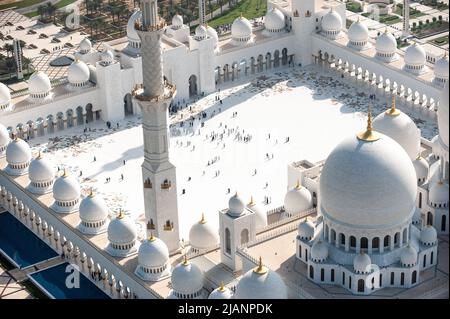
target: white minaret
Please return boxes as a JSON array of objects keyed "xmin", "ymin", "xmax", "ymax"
[
  {"xmin": 402, "ymin": 0, "xmax": 410, "ymax": 37},
  {"xmin": 135, "ymin": 0, "xmax": 180, "ymax": 253},
  {"xmin": 198, "ymin": 0, "xmax": 206, "ymax": 25},
  {"xmin": 13, "ymin": 39, "xmax": 23, "ymax": 80}
]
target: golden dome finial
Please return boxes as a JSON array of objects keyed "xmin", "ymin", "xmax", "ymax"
[
  {"xmin": 182, "ymin": 254, "xmax": 190, "ymax": 266},
  {"xmin": 384, "ymin": 27, "xmax": 388, "ymax": 33},
  {"xmin": 218, "ymin": 281, "xmax": 226, "ymax": 292},
  {"xmin": 295, "ymin": 179, "xmax": 302, "ymax": 189},
  {"xmin": 248, "ymin": 195, "xmax": 255, "ymax": 206},
  {"xmin": 357, "ymin": 106, "xmax": 381, "ymax": 142},
  {"xmin": 199, "ymin": 213, "xmax": 206, "ymax": 224},
  {"xmin": 416, "ymin": 151, "xmax": 422, "ymax": 160},
  {"xmin": 386, "ymin": 95, "xmax": 400, "ymax": 116},
  {"xmin": 254, "ymin": 256, "xmax": 268, "ymax": 274},
  {"xmin": 89, "ymin": 188, "xmax": 95, "ymax": 197},
  {"xmin": 62, "ymin": 167, "xmax": 69, "ymax": 177},
  {"xmin": 117, "ymin": 209, "xmax": 124, "ymax": 219},
  {"xmin": 149, "ymin": 231, "xmax": 155, "ymax": 241},
  {"xmin": 37, "ymin": 150, "xmax": 43, "ymax": 159}
]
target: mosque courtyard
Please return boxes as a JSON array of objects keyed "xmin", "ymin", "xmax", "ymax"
[{"xmin": 26, "ymin": 64, "xmax": 439, "ymax": 240}]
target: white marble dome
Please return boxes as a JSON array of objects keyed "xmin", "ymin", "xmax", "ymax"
[
  {"xmin": 228, "ymin": 193, "xmax": 245, "ymax": 216},
  {"xmin": 79, "ymin": 37, "xmax": 92, "ymax": 53},
  {"xmin": 6, "ymin": 137, "xmax": 31, "ymax": 166},
  {"xmin": 437, "ymin": 82, "xmax": 449, "ymax": 148},
  {"xmin": 172, "ymin": 14, "xmax": 183, "ymax": 29},
  {"xmin": 348, "ymin": 19, "xmax": 369, "ymax": 43},
  {"xmin": 189, "ymin": 214, "xmax": 219, "ymax": 251},
  {"xmin": 194, "ymin": 24, "xmax": 207, "ymax": 40},
  {"xmin": 171, "ymin": 257, "xmax": 204, "ymax": 296},
  {"xmin": 127, "ymin": 9, "xmax": 142, "ymax": 43},
  {"xmin": 208, "ymin": 283, "xmax": 233, "ymax": 299},
  {"xmin": 234, "ymin": 259, "xmax": 287, "ymax": 299},
  {"xmin": 0, "ymin": 82, "xmax": 11, "ymax": 109},
  {"xmin": 284, "ymin": 183, "xmax": 313, "ymax": 216},
  {"xmin": 100, "ymin": 50, "xmax": 114, "ymax": 64},
  {"xmin": 434, "ymin": 54, "xmax": 449, "ymax": 80},
  {"xmin": 79, "ymin": 191, "xmax": 109, "ymax": 222},
  {"xmin": 206, "ymin": 25, "xmax": 219, "ymax": 48},
  {"xmin": 400, "ymin": 245, "xmax": 418, "ymax": 266},
  {"xmin": 29, "ymin": 152, "xmax": 55, "ymax": 183},
  {"xmin": 107, "ymin": 213, "xmax": 137, "ymax": 245},
  {"xmin": 232, "ymin": 16, "xmax": 252, "ymax": 40},
  {"xmin": 321, "ymin": 9, "xmax": 342, "ymax": 33},
  {"xmin": 372, "ymin": 101, "xmax": 420, "ymax": 159},
  {"xmin": 0, "ymin": 124, "xmax": 10, "ymax": 151},
  {"xmin": 413, "ymin": 155, "xmax": 429, "ymax": 182},
  {"xmin": 311, "ymin": 240, "xmax": 328, "ymax": 262},
  {"xmin": 68, "ymin": 60, "xmax": 89, "ymax": 85},
  {"xmin": 138, "ymin": 235, "xmax": 169, "ymax": 268},
  {"xmin": 319, "ymin": 121, "xmax": 417, "ymax": 228},
  {"xmin": 298, "ymin": 218, "xmax": 315, "ymax": 240},
  {"xmin": 353, "ymin": 253, "xmax": 372, "ymax": 274},
  {"xmin": 52, "ymin": 171, "xmax": 80, "ymax": 202},
  {"xmin": 375, "ymin": 30, "xmax": 397, "ymax": 54},
  {"xmin": 404, "ymin": 42, "xmax": 426, "ymax": 66},
  {"xmin": 247, "ymin": 197, "xmax": 268, "ymax": 231},
  {"xmin": 264, "ymin": 8, "xmax": 285, "ymax": 32},
  {"xmin": 429, "ymin": 181, "xmax": 449, "ymax": 206},
  {"xmin": 420, "ymin": 225, "xmax": 437, "ymax": 245},
  {"xmin": 28, "ymin": 71, "xmax": 51, "ymax": 97}
]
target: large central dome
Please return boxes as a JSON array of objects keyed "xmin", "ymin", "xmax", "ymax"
[{"xmin": 319, "ymin": 114, "xmax": 417, "ymax": 229}]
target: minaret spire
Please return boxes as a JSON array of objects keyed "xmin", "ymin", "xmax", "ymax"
[{"xmin": 198, "ymin": 0, "xmax": 206, "ymax": 25}]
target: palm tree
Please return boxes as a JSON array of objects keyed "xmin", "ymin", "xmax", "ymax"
[
  {"xmin": 37, "ymin": 5, "xmax": 47, "ymax": 20},
  {"xmin": 2, "ymin": 43, "xmax": 14, "ymax": 58}
]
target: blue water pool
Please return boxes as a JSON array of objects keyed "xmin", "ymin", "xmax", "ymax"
[
  {"xmin": 29, "ymin": 262, "xmax": 110, "ymax": 299},
  {"xmin": 0, "ymin": 212, "xmax": 58, "ymax": 268}
]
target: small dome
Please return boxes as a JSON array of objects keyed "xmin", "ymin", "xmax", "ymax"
[
  {"xmin": 29, "ymin": 152, "xmax": 55, "ymax": 183},
  {"xmin": 247, "ymin": 197, "xmax": 268, "ymax": 231},
  {"xmin": 298, "ymin": 218, "xmax": 315, "ymax": 240},
  {"xmin": 189, "ymin": 214, "xmax": 219, "ymax": 251},
  {"xmin": 400, "ymin": 245, "xmax": 418, "ymax": 266},
  {"xmin": 206, "ymin": 25, "xmax": 219, "ymax": 48},
  {"xmin": 171, "ymin": 257, "xmax": 204, "ymax": 295},
  {"xmin": 429, "ymin": 181, "xmax": 449, "ymax": 206},
  {"xmin": 0, "ymin": 124, "xmax": 10, "ymax": 149},
  {"xmin": 107, "ymin": 212, "xmax": 137, "ymax": 245},
  {"xmin": 372, "ymin": 99, "xmax": 420, "ymax": 159},
  {"xmin": 231, "ymin": 16, "xmax": 252, "ymax": 39},
  {"xmin": 0, "ymin": 82, "xmax": 11, "ymax": 108},
  {"xmin": 420, "ymin": 225, "xmax": 437, "ymax": 245},
  {"xmin": 413, "ymin": 155, "xmax": 429, "ymax": 182},
  {"xmin": 228, "ymin": 193, "xmax": 245, "ymax": 216},
  {"xmin": 284, "ymin": 182, "xmax": 313, "ymax": 215},
  {"xmin": 67, "ymin": 60, "xmax": 89, "ymax": 85},
  {"xmin": 52, "ymin": 171, "xmax": 81, "ymax": 202},
  {"xmin": 264, "ymin": 8, "xmax": 285, "ymax": 31},
  {"xmin": 79, "ymin": 38, "xmax": 92, "ymax": 53},
  {"xmin": 405, "ymin": 43, "xmax": 426, "ymax": 66},
  {"xmin": 172, "ymin": 14, "xmax": 183, "ymax": 28},
  {"xmin": 28, "ymin": 71, "xmax": 51, "ymax": 96},
  {"xmin": 348, "ymin": 19, "xmax": 369, "ymax": 43},
  {"xmin": 127, "ymin": 9, "xmax": 142, "ymax": 43},
  {"xmin": 194, "ymin": 24, "xmax": 207, "ymax": 40},
  {"xmin": 437, "ymin": 82, "xmax": 449, "ymax": 148},
  {"xmin": 6, "ymin": 137, "xmax": 31, "ymax": 165},
  {"xmin": 321, "ymin": 9, "xmax": 342, "ymax": 32},
  {"xmin": 100, "ymin": 50, "xmax": 114, "ymax": 64},
  {"xmin": 208, "ymin": 283, "xmax": 233, "ymax": 299},
  {"xmin": 353, "ymin": 253, "xmax": 372, "ymax": 274},
  {"xmin": 138, "ymin": 235, "xmax": 169, "ymax": 268},
  {"xmin": 319, "ymin": 116, "xmax": 417, "ymax": 229},
  {"xmin": 434, "ymin": 53, "xmax": 449, "ymax": 79},
  {"xmin": 79, "ymin": 191, "xmax": 109, "ymax": 222},
  {"xmin": 376, "ymin": 30, "xmax": 397, "ymax": 54},
  {"xmin": 234, "ymin": 258, "xmax": 287, "ymax": 299},
  {"xmin": 311, "ymin": 240, "xmax": 328, "ymax": 262}
]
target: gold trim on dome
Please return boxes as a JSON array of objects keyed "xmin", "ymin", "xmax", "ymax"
[
  {"xmin": 416, "ymin": 152, "xmax": 422, "ymax": 160},
  {"xmin": 295, "ymin": 179, "xmax": 302, "ymax": 190},
  {"xmin": 62, "ymin": 168, "xmax": 69, "ymax": 177},
  {"xmin": 218, "ymin": 281, "xmax": 226, "ymax": 292},
  {"xmin": 253, "ymin": 256, "xmax": 268, "ymax": 275},
  {"xmin": 385, "ymin": 95, "xmax": 400, "ymax": 116},
  {"xmin": 117, "ymin": 209, "xmax": 124, "ymax": 219},
  {"xmin": 248, "ymin": 196, "xmax": 255, "ymax": 206},
  {"xmin": 357, "ymin": 106, "xmax": 381, "ymax": 142},
  {"xmin": 88, "ymin": 188, "xmax": 95, "ymax": 197},
  {"xmin": 148, "ymin": 232, "xmax": 156, "ymax": 241},
  {"xmin": 182, "ymin": 255, "xmax": 190, "ymax": 266},
  {"xmin": 199, "ymin": 213, "xmax": 206, "ymax": 224}
]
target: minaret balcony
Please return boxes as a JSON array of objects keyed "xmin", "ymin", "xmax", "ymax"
[{"xmin": 161, "ymin": 180, "xmax": 172, "ymax": 190}]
